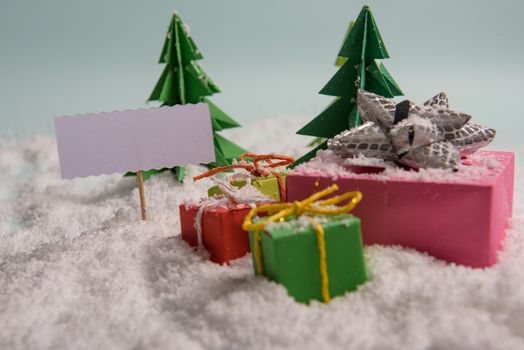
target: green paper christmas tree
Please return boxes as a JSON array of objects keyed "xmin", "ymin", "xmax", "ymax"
[
  {"xmin": 334, "ymin": 21, "xmax": 354, "ymax": 67},
  {"xmin": 295, "ymin": 6, "xmax": 403, "ymax": 165},
  {"xmin": 141, "ymin": 12, "xmax": 246, "ymax": 180}
]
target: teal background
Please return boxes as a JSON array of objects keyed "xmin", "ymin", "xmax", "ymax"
[{"xmin": 0, "ymin": 0, "xmax": 523, "ymax": 147}]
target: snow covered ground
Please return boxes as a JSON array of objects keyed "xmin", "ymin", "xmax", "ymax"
[{"xmin": 1, "ymin": 116, "xmax": 523, "ymax": 350}]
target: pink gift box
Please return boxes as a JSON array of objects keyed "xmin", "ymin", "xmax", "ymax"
[{"xmin": 287, "ymin": 151, "xmax": 514, "ymax": 268}]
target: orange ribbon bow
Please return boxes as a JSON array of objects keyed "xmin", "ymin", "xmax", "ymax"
[{"xmin": 193, "ymin": 153, "xmax": 295, "ymax": 202}]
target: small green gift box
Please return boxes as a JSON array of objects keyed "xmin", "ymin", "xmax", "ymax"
[
  {"xmin": 208, "ymin": 173, "xmax": 287, "ymax": 202},
  {"xmin": 248, "ymin": 214, "xmax": 367, "ymax": 304},
  {"xmin": 242, "ymin": 184, "xmax": 367, "ymax": 304}
]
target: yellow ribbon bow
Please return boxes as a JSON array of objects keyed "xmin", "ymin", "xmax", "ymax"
[{"xmin": 242, "ymin": 184, "xmax": 362, "ymax": 303}]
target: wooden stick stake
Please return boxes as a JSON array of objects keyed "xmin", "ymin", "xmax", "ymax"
[{"xmin": 137, "ymin": 170, "xmax": 147, "ymax": 221}]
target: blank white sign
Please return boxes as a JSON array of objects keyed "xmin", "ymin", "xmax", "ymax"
[{"xmin": 54, "ymin": 103, "xmax": 215, "ymax": 179}]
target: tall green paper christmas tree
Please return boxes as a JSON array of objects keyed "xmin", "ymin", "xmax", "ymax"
[
  {"xmin": 145, "ymin": 12, "xmax": 246, "ymax": 179},
  {"xmin": 295, "ymin": 6, "xmax": 403, "ymax": 165}
]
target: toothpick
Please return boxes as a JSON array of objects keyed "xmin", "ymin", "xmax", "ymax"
[{"xmin": 137, "ymin": 170, "xmax": 147, "ymax": 221}]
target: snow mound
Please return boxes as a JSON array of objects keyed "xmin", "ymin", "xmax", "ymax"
[
  {"xmin": 293, "ymin": 149, "xmax": 504, "ymax": 183},
  {"xmin": 1, "ymin": 117, "xmax": 523, "ymax": 349}
]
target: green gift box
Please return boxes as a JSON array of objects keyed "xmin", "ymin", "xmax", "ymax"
[
  {"xmin": 208, "ymin": 173, "xmax": 287, "ymax": 201},
  {"xmin": 248, "ymin": 214, "xmax": 367, "ymax": 304}
]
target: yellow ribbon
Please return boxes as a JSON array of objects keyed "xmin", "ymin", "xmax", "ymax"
[{"xmin": 242, "ymin": 184, "xmax": 362, "ymax": 303}]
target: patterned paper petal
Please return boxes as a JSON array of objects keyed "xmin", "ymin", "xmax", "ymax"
[
  {"xmin": 400, "ymin": 141, "xmax": 460, "ymax": 170},
  {"xmin": 449, "ymin": 123, "xmax": 496, "ymax": 155},
  {"xmin": 419, "ymin": 109, "xmax": 471, "ymax": 136},
  {"xmin": 390, "ymin": 116, "xmax": 441, "ymax": 154},
  {"xmin": 357, "ymin": 90, "xmax": 396, "ymax": 130},
  {"xmin": 423, "ymin": 92, "xmax": 449, "ymax": 109},
  {"xmin": 328, "ymin": 121, "xmax": 397, "ymax": 160}
]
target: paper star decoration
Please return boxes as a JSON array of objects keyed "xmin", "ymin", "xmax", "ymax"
[{"xmin": 328, "ymin": 90, "xmax": 496, "ymax": 170}]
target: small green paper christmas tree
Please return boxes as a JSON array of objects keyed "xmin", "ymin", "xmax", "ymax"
[
  {"xmin": 144, "ymin": 12, "xmax": 246, "ymax": 180},
  {"xmin": 295, "ymin": 6, "xmax": 403, "ymax": 165}
]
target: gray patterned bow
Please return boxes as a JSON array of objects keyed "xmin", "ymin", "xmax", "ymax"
[{"xmin": 327, "ymin": 90, "xmax": 496, "ymax": 170}]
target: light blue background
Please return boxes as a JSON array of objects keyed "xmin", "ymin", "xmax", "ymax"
[{"xmin": 0, "ymin": 0, "xmax": 523, "ymax": 148}]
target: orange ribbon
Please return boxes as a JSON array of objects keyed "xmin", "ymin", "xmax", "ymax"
[{"xmin": 193, "ymin": 153, "xmax": 295, "ymax": 202}]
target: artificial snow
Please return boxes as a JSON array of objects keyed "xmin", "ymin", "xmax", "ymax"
[
  {"xmin": 1, "ymin": 117, "xmax": 523, "ymax": 349},
  {"xmin": 183, "ymin": 181, "xmax": 273, "ymax": 209},
  {"xmin": 293, "ymin": 149, "xmax": 503, "ymax": 183}
]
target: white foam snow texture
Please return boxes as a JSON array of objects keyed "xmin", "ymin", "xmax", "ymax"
[
  {"xmin": 0, "ymin": 116, "xmax": 523, "ymax": 350},
  {"xmin": 293, "ymin": 149, "xmax": 505, "ymax": 183}
]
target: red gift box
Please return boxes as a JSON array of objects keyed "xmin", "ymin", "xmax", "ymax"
[
  {"xmin": 287, "ymin": 151, "xmax": 514, "ymax": 268},
  {"xmin": 179, "ymin": 203, "xmax": 252, "ymax": 264}
]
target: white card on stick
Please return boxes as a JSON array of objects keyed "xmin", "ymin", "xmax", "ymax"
[{"xmin": 54, "ymin": 103, "xmax": 215, "ymax": 179}]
